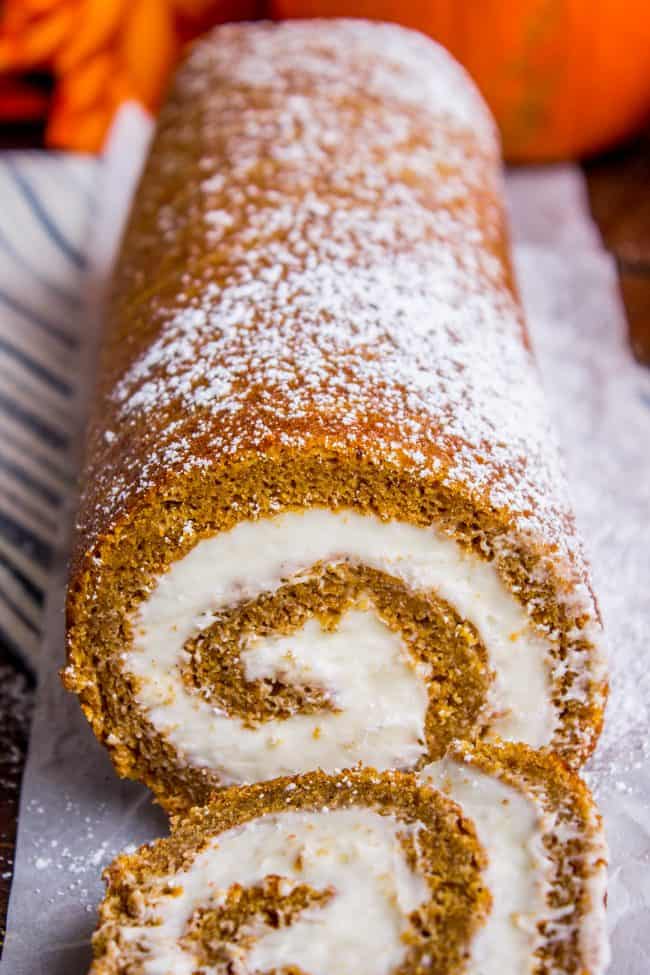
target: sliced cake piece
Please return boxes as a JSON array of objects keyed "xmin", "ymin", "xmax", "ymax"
[
  {"xmin": 89, "ymin": 768, "xmax": 488, "ymax": 975},
  {"xmin": 89, "ymin": 752, "xmax": 608, "ymax": 975}
]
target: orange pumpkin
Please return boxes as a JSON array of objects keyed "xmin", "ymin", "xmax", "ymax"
[{"xmin": 271, "ymin": 0, "xmax": 650, "ymax": 161}]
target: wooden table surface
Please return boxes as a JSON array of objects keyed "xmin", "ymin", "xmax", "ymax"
[
  {"xmin": 0, "ymin": 124, "xmax": 648, "ymax": 954},
  {"xmin": 586, "ymin": 130, "xmax": 650, "ymax": 365}
]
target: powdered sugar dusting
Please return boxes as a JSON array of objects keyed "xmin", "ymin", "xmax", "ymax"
[{"xmin": 80, "ymin": 21, "xmax": 592, "ymax": 618}]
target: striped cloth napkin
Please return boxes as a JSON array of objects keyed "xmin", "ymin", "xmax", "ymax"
[{"xmin": 0, "ymin": 151, "xmax": 99, "ymax": 669}]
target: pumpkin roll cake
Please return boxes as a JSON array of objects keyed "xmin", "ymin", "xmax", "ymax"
[
  {"xmin": 89, "ymin": 753, "xmax": 608, "ymax": 975},
  {"xmin": 64, "ymin": 20, "xmax": 607, "ymax": 811}
]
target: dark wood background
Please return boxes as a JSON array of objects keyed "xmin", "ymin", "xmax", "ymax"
[{"xmin": 0, "ymin": 122, "xmax": 648, "ymax": 952}]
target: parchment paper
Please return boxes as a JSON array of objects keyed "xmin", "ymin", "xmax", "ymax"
[{"xmin": 2, "ymin": 114, "xmax": 649, "ymax": 973}]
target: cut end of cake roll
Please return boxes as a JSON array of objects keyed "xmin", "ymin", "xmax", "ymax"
[
  {"xmin": 88, "ymin": 768, "xmax": 490, "ymax": 975},
  {"xmin": 89, "ymin": 749, "xmax": 608, "ymax": 975},
  {"xmin": 66, "ymin": 495, "xmax": 606, "ymax": 812},
  {"xmin": 65, "ymin": 19, "xmax": 606, "ymax": 812}
]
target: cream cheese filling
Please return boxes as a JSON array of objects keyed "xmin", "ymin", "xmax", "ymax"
[
  {"xmin": 240, "ymin": 611, "xmax": 431, "ymax": 772},
  {"xmin": 126, "ymin": 508, "xmax": 556, "ymax": 783},
  {"xmin": 120, "ymin": 808, "xmax": 429, "ymax": 975},
  {"xmin": 419, "ymin": 757, "xmax": 550, "ymax": 975}
]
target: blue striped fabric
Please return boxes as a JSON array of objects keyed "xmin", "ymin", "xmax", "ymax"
[{"xmin": 0, "ymin": 152, "xmax": 99, "ymax": 670}]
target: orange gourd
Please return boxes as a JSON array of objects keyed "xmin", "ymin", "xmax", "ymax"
[
  {"xmin": 0, "ymin": 0, "xmax": 262, "ymax": 152},
  {"xmin": 271, "ymin": 0, "xmax": 650, "ymax": 161}
]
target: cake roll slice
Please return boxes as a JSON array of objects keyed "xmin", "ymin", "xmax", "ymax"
[
  {"xmin": 65, "ymin": 20, "xmax": 607, "ymax": 811},
  {"xmin": 89, "ymin": 757, "xmax": 608, "ymax": 975}
]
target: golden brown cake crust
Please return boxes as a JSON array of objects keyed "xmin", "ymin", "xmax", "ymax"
[
  {"xmin": 73, "ymin": 21, "xmax": 599, "ymax": 595},
  {"xmin": 65, "ymin": 21, "xmax": 607, "ymax": 806}
]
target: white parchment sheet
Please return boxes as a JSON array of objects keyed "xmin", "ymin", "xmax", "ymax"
[{"xmin": 2, "ymin": 113, "xmax": 649, "ymax": 972}]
